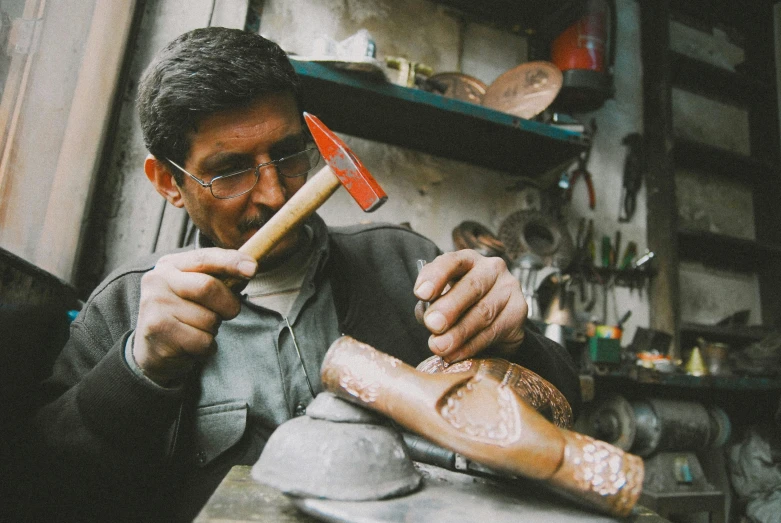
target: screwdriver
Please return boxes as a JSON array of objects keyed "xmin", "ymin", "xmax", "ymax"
[
  {"xmin": 601, "ymin": 235, "xmax": 612, "ymax": 268},
  {"xmin": 619, "ymin": 241, "xmax": 638, "ymax": 270}
]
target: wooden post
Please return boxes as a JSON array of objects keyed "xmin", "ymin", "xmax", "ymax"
[{"xmin": 641, "ymin": 0, "xmax": 681, "ymax": 357}]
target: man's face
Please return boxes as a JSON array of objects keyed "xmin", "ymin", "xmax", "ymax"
[{"xmin": 175, "ymin": 92, "xmax": 310, "ymax": 261}]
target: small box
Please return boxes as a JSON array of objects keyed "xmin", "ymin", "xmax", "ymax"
[{"xmin": 589, "ymin": 336, "xmax": 622, "ymax": 364}]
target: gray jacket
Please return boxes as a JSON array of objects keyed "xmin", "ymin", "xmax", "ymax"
[{"xmin": 28, "ymin": 215, "xmax": 580, "ymax": 522}]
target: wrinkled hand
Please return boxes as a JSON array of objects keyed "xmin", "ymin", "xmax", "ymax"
[
  {"xmin": 133, "ymin": 248, "xmax": 257, "ymax": 385},
  {"xmin": 414, "ymin": 250, "xmax": 527, "ymax": 363}
]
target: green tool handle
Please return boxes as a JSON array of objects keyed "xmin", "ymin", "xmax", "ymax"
[{"xmin": 619, "ymin": 241, "xmax": 638, "ymax": 270}]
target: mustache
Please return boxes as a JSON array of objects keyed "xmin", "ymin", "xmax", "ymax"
[{"xmin": 238, "ymin": 212, "xmax": 273, "ymax": 234}]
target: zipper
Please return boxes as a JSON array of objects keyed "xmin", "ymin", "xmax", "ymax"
[{"xmin": 285, "ymin": 316, "xmax": 316, "ymax": 398}]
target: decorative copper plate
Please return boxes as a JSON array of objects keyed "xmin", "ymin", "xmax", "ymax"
[
  {"xmin": 428, "ymin": 72, "xmax": 487, "ymax": 105},
  {"xmin": 482, "ymin": 61, "xmax": 563, "ymax": 119}
]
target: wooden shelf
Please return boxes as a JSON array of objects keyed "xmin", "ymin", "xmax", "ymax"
[
  {"xmin": 670, "ymin": 51, "xmax": 774, "ymax": 107},
  {"xmin": 293, "ymin": 60, "xmax": 589, "ymax": 177},
  {"xmin": 680, "ymin": 321, "xmax": 770, "ymax": 346},
  {"xmin": 672, "ymin": 138, "xmax": 775, "ymax": 186},
  {"xmin": 677, "ymin": 228, "xmax": 781, "ymax": 272},
  {"xmin": 598, "ymin": 369, "xmax": 781, "ymax": 391}
]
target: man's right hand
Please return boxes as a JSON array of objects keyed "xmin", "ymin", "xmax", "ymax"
[{"xmin": 133, "ymin": 248, "xmax": 258, "ymax": 385}]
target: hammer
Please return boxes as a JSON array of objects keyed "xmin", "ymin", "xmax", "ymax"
[{"xmin": 225, "ymin": 113, "xmax": 387, "ymax": 289}]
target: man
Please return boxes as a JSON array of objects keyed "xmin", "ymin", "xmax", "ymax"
[{"xmin": 28, "ymin": 27, "xmax": 580, "ymax": 522}]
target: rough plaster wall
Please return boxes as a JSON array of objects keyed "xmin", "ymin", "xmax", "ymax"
[
  {"xmin": 260, "ymin": 0, "xmax": 459, "ymax": 72},
  {"xmin": 317, "ymin": 136, "xmax": 535, "ymax": 248},
  {"xmin": 261, "ymin": 0, "xmax": 648, "ymax": 342},
  {"xmin": 461, "ymin": 24, "xmax": 527, "ymax": 85}
]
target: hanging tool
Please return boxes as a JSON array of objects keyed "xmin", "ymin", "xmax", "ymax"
[
  {"xmin": 599, "ymin": 235, "xmax": 612, "ymax": 323},
  {"xmin": 619, "ymin": 240, "xmax": 639, "ymax": 293},
  {"xmin": 224, "ymin": 112, "xmax": 387, "ymax": 290},
  {"xmin": 582, "ymin": 219, "xmax": 598, "ymax": 312},
  {"xmin": 618, "ymin": 132, "xmax": 645, "ymax": 223},
  {"xmin": 617, "ymin": 310, "xmax": 632, "ymax": 328},
  {"xmin": 634, "ymin": 250, "xmax": 655, "ymax": 269},
  {"xmin": 600, "ymin": 235, "xmax": 612, "ymax": 268},
  {"xmin": 613, "ymin": 230, "xmax": 621, "ymax": 269},
  {"xmin": 563, "ymin": 119, "xmax": 597, "ymax": 210},
  {"xmin": 632, "ymin": 251, "xmax": 655, "ymax": 297},
  {"xmin": 565, "ymin": 140, "xmax": 597, "ymax": 210},
  {"xmin": 619, "ymin": 241, "xmax": 638, "ymax": 270},
  {"xmin": 585, "ymin": 219, "xmax": 595, "ymax": 263},
  {"xmin": 574, "ymin": 217, "xmax": 587, "ymax": 301}
]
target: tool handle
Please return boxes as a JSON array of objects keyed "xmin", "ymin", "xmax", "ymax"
[{"xmin": 223, "ymin": 165, "xmax": 339, "ymax": 290}]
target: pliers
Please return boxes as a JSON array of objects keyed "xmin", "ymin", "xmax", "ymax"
[{"xmin": 565, "ymin": 146, "xmax": 596, "ymax": 210}]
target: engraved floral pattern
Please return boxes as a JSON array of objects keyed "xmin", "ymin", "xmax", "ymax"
[
  {"xmin": 417, "ymin": 356, "xmax": 573, "ymax": 428},
  {"xmin": 439, "ymin": 377, "xmax": 522, "ymax": 445},
  {"xmin": 322, "ymin": 337, "xmax": 402, "ymax": 404},
  {"xmin": 566, "ymin": 432, "xmax": 644, "ymax": 515}
]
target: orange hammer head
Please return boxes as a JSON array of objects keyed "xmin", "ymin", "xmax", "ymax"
[{"xmin": 304, "ymin": 112, "xmax": 388, "ymax": 212}]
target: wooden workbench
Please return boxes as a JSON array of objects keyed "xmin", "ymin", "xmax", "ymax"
[{"xmin": 196, "ymin": 464, "xmax": 670, "ymax": 523}]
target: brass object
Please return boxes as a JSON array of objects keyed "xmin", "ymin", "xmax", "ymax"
[
  {"xmin": 684, "ymin": 347, "xmax": 708, "ymax": 376},
  {"xmin": 428, "ymin": 72, "xmax": 487, "ymax": 104},
  {"xmin": 482, "ymin": 61, "xmax": 563, "ymax": 119},
  {"xmin": 416, "ymin": 355, "xmax": 573, "ymax": 429},
  {"xmin": 321, "ymin": 336, "xmax": 644, "ymax": 517},
  {"xmin": 701, "ymin": 340, "xmax": 731, "ymax": 376},
  {"xmin": 385, "ymin": 56, "xmax": 434, "ymax": 87}
]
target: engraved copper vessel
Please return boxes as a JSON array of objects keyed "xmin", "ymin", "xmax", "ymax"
[{"xmin": 321, "ymin": 336, "xmax": 644, "ymax": 517}]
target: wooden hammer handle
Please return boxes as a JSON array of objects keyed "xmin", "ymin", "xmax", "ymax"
[{"xmin": 223, "ymin": 165, "xmax": 339, "ymax": 290}]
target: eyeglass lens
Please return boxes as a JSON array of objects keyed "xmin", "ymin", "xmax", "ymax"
[{"xmin": 211, "ymin": 148, "xmax": 320, "ymax": 199}]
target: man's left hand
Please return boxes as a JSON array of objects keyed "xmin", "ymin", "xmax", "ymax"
[{"xmin": 414, "ymin": 249, "xmax": 528, "ymax": 363}]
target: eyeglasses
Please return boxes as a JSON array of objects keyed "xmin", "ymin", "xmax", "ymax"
[{"xmin": 166, "ymin": 147, "xmax": 321, "ymax": 199}]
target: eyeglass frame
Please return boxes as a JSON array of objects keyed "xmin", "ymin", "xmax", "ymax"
[{"xmin": 165, "ymin": 146, "xmax": 321, "ymax": 200}]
